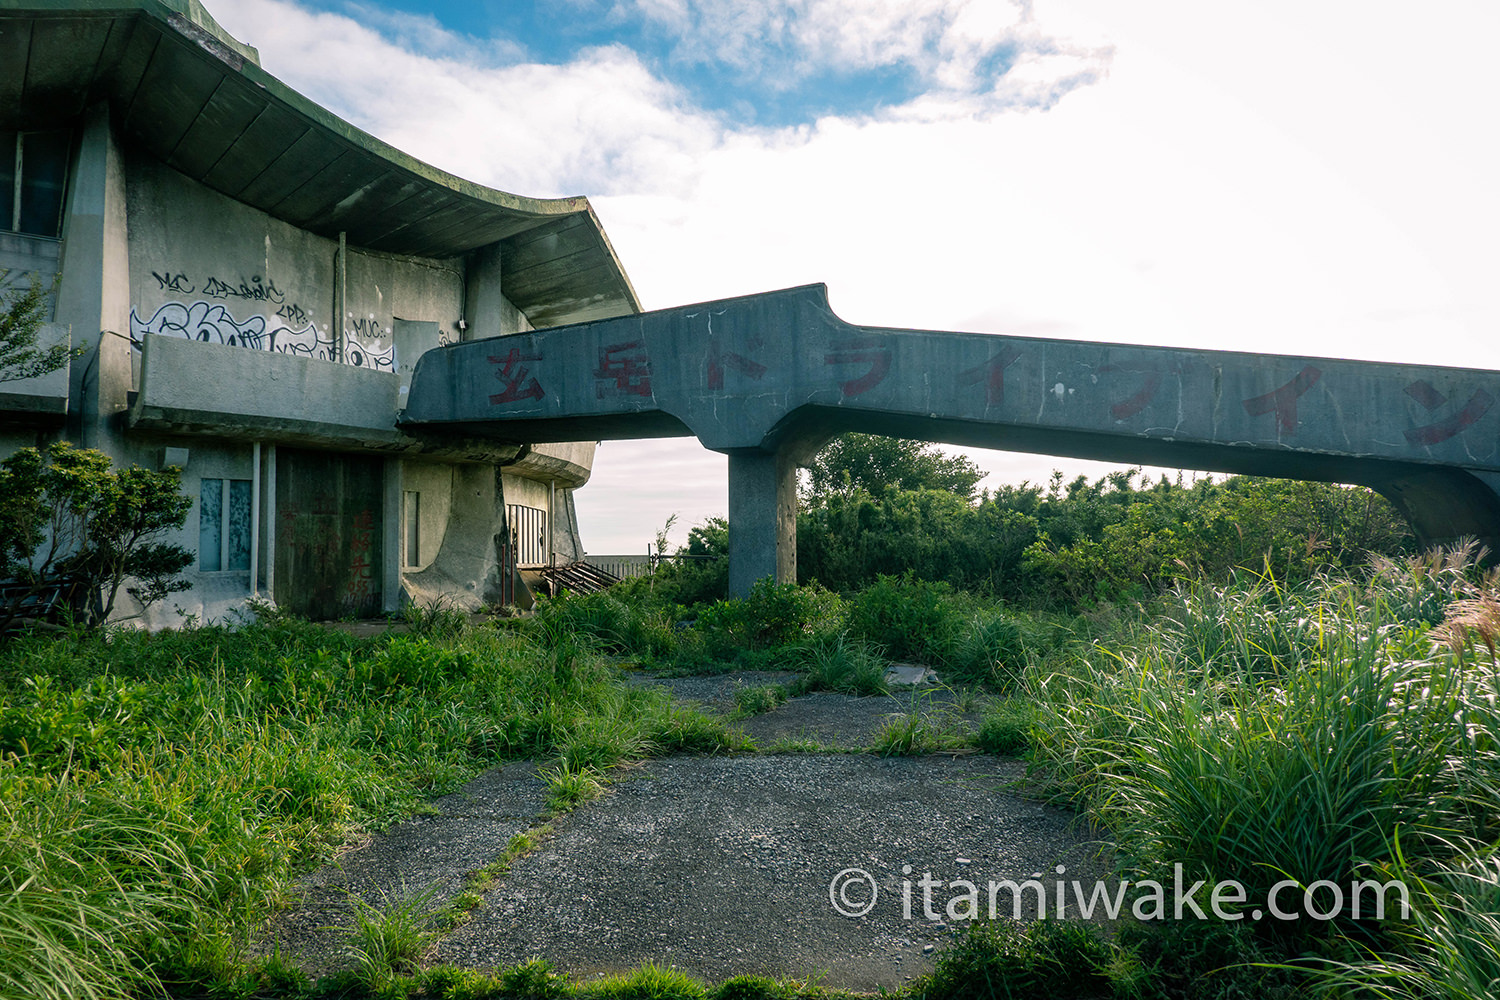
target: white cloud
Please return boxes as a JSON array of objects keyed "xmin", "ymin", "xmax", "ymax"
[
  {"xmin": 213, "ymin": 0, "xmax": 1500, "ymax": 553},
  {"xmin": 609, "ymin": 0, "xmax": 1112, "ymax": 111},
  {"xmin": 216, "ymin": 0, "xmax": 724, "ymax": 198}
]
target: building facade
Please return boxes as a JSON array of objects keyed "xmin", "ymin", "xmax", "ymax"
[{"xmin": 0, "ymin": 0, "xmax": 639, "ymax": 623}]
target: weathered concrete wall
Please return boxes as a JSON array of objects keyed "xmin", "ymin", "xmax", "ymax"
[
  {"xmin": 402, "ymin": 464, "xmax": 508, "ymax": 611},
  {"xmin": 125, "ymin": 151, "xmax": 465, "ymax": 377},
  {"xmin": 399, "ymin": 460, "xmax": 454, "ymax": 573},
  {"xmin": 132, "ymin": 334, "xmax": 401, "ymax": 444},
  {"xmin": 405, "ymin": 283, "xmax": 1500, "ymax": 594},
  {"xmin": 504, "ymin": 441, "xmax": 596, "ymax": 488}
]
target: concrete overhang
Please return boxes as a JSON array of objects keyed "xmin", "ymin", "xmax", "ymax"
[
  {"xmin": 0, "ymin": 0, "xmax": 641, "ymax": 327},
  {"xmin": 129, "ymin": 332, "xmax": 522, "ymax": 462},
  {"xmin": 0, "ymin": 321, "xmax": 70, "ymax": 426}
]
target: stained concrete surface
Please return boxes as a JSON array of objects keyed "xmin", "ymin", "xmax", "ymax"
[{"xmin": 260, "ymin": 683, "xmax": 1109, "ymax": 991}]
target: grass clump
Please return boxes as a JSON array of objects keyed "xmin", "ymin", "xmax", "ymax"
[
  {"xmin": 790, "ymin": 632, "xmax": 887, "ymax": 695},
  {"xmin": 973, "ymin": 698, "xmax": 1034, "ymax": 757},
  {"xmin": 543, "ymin": 763, "xmax": 606, "ymax": 812},
  {"xmin": 593, "ymin": 960, "xmax": 708, "ymax": 1000},
  {"xmin": 917, "ymin": 919, "xmax": 1120, "ymax": 1000},
  {"xmin": 1021, "ymin": 550, "xmax": 1500, "ymax": 996},
  {"xmin": 732, "ymin": 683, "xmax": 788, "ymax": 717},
  {"xmin": 345, "ymin": 883, "xmax": 440, "ymax": 989}
]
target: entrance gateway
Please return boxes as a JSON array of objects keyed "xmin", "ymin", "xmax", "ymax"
[{"xmin": 400, "ymin": 284, "xmax": 1500, "ymax": 596}]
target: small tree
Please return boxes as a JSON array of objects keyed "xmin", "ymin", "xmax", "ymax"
[
  {"xmin": 803, "ymin": 433, "xmax": 984, "ymax": 504},
  {"xmin": 0, "ymin": 269, "xmax": 79, "ymax": 383},
  {"xmin": 0, "ymin": 442, "xmax": 194, "ymax": 629}
]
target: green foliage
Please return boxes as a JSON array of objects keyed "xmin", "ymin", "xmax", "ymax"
[
  {"xmin": 529, "ymin": 590, "xmax": 678, "ymax": 660},
  {"xmin": 542, "ymin": 762, "xmax": 605, "ymax": 812},
  {"xmin": 869, "ymin": 694, "xmax": 970, "ymax": 756},
  {"xmin": 846, "ymin": 573, "xmax": 963, "ymax": 664},
  {"xmin": 593, "ymin": 961, "xmax": 708, "ymax": 1000},
  {"xmin": 0, "ymin": 442, "xmax": 193, "ymax": 628},
  {"xmin": 694, "ymin": 579, "xmax": 843, "ymax": 655},
  {"xmin": 803, "ymin": 433, "xmax": 984, "ymax": 503},
  {"xmin": 0, "ymin": 779, "xmax": 203, "ymax": 1000},
  {"xmin": 400, "ymin": 597, "xmax": 470, "ymax": 639},
  {"xmin": 647, "ymin": 517, "xmax": 730, "ymax": 606},
  {"xmin": 1299, "ymin": 852, "xmax": 1500, "ymax": 1000},
  {"xmin": 796, "ymin": 454, "xmax": 1413, "ymax": 607},
  {"xmin": 917, "ymin": 919, "xmax": 1119, "ymax": 1000},
  {"xmin": 345, "ymin": 883, "xmax": 440, "ymax": 989},
  {"xmin": 790, "ymin": 632, "xmax": 887, "ymax": 695},
  {"xmin": 0, "ymin": 270, "xmax": 79, "ymax": 385},
  {"xmin": 732, "ymin": 683, "xmax": 787, "ymax": 717},
  {"xmin": 974, "ymin": 698, "xmax": 1034, "ymax": 756},
  {"xmin": 798, "ymin": 486, "xmax": 1036, "ymax": 596},
  {"xmin": 1030, "ymin": 569, "xmax": 1500, "ymax": 952}
]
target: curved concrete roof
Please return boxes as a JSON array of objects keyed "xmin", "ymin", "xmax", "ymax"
[{"xmin": 0, "ymin": 0, "xmax": 641, "ymax": 326}]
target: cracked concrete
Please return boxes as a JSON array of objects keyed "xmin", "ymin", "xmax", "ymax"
[{"xmin": 257, "ymin": 681, "xmax": 1108, "ymax": 991}]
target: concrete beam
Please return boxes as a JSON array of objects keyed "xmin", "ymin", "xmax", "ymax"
[{"xmin": 403, "ymin": 283, "xmax": 1500, "ymax": 593}]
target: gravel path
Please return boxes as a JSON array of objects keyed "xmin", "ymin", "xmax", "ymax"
[{"xmin": 260, "ymin": 675, "xmax": 1110, "ymax": 991}]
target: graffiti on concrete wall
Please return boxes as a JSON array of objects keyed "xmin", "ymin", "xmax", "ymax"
[
  {"xmin": 130, "ymin": 300, "xmax": 396, "ymax": 371},
  {"xmin": 475, "ymin": 319, "xmax": 1498, "ymax": 454}
]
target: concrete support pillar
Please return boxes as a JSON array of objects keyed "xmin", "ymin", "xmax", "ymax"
[
  {"xmin": 726, "ymin": 446, "xmax": 799, "ymax": 597},
  {"xmin": 463, "ymin": 242, "xmax": 507, "ymax": 339},
  {"xmin": 58, "ymin": 102, "xmax": 131, "ymax": 455},
  {"xmin": 383, "ymin": 457, "xmax": 403, "ymax": 613}
]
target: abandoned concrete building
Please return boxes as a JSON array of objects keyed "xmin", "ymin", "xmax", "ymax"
[{"xmin": 0, "ymin": 0, "xmax": 639, "ymax": 624}]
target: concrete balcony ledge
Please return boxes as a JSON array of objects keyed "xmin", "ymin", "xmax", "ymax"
[
  {"xmin": 503, "ymin": 440, "xmax": 595, "ymax": 488},
  {"xmin": 129, "ymin": 333, "xmax": 520, "ymax": 462},
  {"xmin": 0, "ymin": 323, "xmax": 71, "ymax": 426}
]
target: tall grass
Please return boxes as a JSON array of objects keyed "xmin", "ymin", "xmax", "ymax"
[
  {"xmin": 0, "ymin": 613, "xmax": 736, "ymax": 997},
  {"xmin": 1028, "ymin": 554, "xmax": 1500, "ymax": 975}
]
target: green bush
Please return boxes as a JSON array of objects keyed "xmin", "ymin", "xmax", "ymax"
[
  {"xmin": 847, "ymin": 573, "xmax": 963, "ymax": 664},
  {"xmin": 685, "ymin": 579, "xmax": 844, "ymax": 665},
  {"xmin": 974, "ymin": 699, "xmax": 1033, "ymax": 756}
]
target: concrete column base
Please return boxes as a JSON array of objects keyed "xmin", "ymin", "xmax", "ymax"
[{"xmin": 727, "ymin": 447, "xmax": 799, "ymax": 597}]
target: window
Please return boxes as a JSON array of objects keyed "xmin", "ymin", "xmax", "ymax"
[
  {"xmin": 200, "ymin": 478, "xmax": 251, "ymax": 572},
  {"xmin": 403, "ymin": 490, "xmax": 421, "ymax": 568},
  {"xmin": 506, "ymin": 503, "xmax": 548, "ymax": 568},
  {"xmin": 1, "ymin": 130, "xmax": 71, "ymax": 238}
]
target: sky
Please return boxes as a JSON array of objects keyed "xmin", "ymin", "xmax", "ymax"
[{"xmin": 212, "ymin": 0, "xmax": 1500, "ymax": 555}]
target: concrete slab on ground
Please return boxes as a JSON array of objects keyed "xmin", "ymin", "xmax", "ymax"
[
  {"xmin": 432, "ymin": 754, "xmax": 1109, "ymax": 991},
  {"xmin": 259, "ymin": 761, "xmax": 549, "ymax": 978}
]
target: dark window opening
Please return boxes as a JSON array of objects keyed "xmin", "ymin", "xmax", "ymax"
[{"xmin": 1, "ymin": 130, "xmax": 70, "ymax": 238}]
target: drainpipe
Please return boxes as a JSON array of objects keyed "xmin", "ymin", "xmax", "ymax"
[
  {"xmin": 548, "ymin": 479, "xmax": 556, "ymax": 567},
  {"xmin": 265, "ymin": 444, "xmax": 277, "ymax": 602},
  {"xmin": 250, "ymin": 441, "xmax": 261, "ymax": 596},
  {"xmin": 336, "ymin": 231, "xmax": 347, "ymax": 363}
]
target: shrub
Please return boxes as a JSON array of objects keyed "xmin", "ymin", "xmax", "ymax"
[
  {"xmin": 0, "ymin": 442, "xmax": 193, "ymax": 629},
  {"xmin": 1030, "ymin": 573, "xmax": 1500, "ymax": 948},
  {"xmin": 974, "ymin": 699, "xmax": 1033, "ymax": 756},
  {"xmin": 846, "ymin": 573, "xmax": 963, "ymax": 664}
]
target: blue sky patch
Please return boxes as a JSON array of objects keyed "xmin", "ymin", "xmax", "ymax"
[{"xmin": 302, "ymin": 0, "xmax": 1025, "ymax": 126}]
